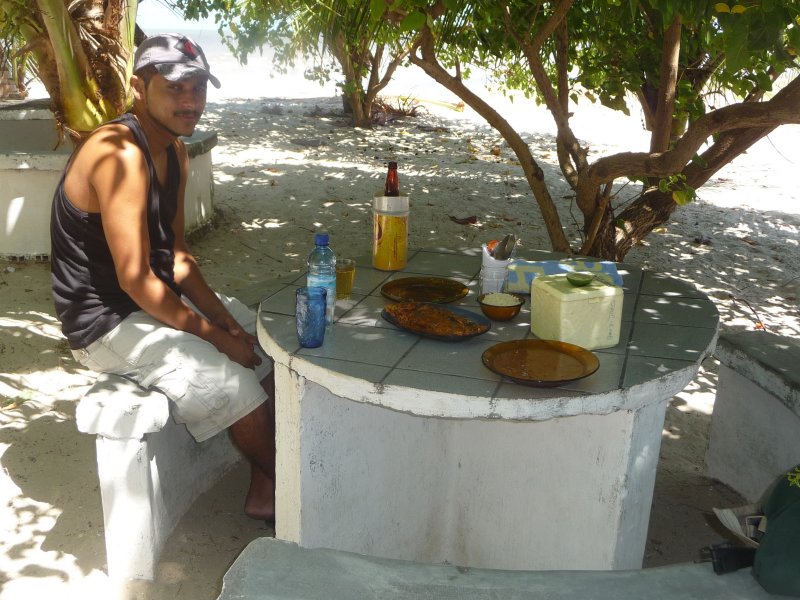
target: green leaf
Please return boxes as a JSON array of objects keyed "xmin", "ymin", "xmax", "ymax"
[
  {"xmin": 370, "ymin": 0, "xmax": 385, "ymax": 19},
  {"xmin": 400, "ymin": 11, "xmax": 426, "ymax": 32},
  {"xmin": 787, "ymin": 26, "xmax": 800, "ymax": 55},
  {"xmin": 755, "ymin": 71, "xmax": 773, "ymax": 92},
  {"xmin": 723, "ymin": 19, "xmax": 749, "ymax": 72},
  {"xmin": 672, "ymin": 190, "xmax": 690, "ymax": 205},
  {"xmin": 714, "ymin": 3, "xmax": 731, "ymax": 13},
  {"xmin": 691, "ymin": 154, "xmax": 708, "ymax": 169}
]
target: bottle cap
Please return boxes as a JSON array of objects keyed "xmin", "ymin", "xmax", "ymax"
[
  {"xmin": 388, "ymin": 161, "xmax": 398, "ymax": 169},
  {"xmin": 314, "ymin": 231, "xmax": 329, "ymax": 246}
]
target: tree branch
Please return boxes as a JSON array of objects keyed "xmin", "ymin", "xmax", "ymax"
[
  {"xmin": 509, "ymin": 0, "xmax": 586, "ymax": 175},
  {"xmin": 554, "ymin": 19, "xmax": 578, "ymax": 189},
  {"xmin": 576, "ymin": 77, "xmax": 800, "ymax": 213},
  {"xmin": 649, "ymin": 15, "xmax": 681, "ymax": 153},
  {"xmin": 409, "ymin": 26, "xmax": 571, "ymax": 253},
  {"xmin": 684, "ymin": 125, "xmax": 775, "ymax": 189},
  {"xmin": 364, "ymin": 43, "xmax": 412, "ymax": 108},
  {"xmin": 578, "ymin": 183, "xmax": 613, "ymax": 255},
  {"xmin": 531, "ymin": 0, "xmax": 573, "ymax": 50}
]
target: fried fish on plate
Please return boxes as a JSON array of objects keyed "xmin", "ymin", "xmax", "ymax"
[{"xmin": 383, "ymin": 302, "xmax": 489, "ymax": 338}]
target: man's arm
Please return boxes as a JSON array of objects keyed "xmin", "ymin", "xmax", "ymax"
[
  {"xmin": 87, "ymin": 128, "xmax": 260, "ymax": 367},
  {"xmin": 169, "ymin": 142, "xmax": 236, "ymax": 324},
  {"xmin": 168, "ymin": 141, "xmax": 261, "ymax": 350}
]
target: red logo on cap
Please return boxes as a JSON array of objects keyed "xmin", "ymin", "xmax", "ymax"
[{"xmin": 179, "ymin": 38, "xmax": 199, "ymax": 59}]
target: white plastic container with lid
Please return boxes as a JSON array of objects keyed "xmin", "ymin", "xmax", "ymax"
[{"xmin": 531, "ymin": 273, "xmax": 623, "ymax": 350}]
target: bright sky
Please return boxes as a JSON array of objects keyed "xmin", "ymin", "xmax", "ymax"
[{"xmin": 136, "ymin": 0, "xmax": 215, "ymax": 30}]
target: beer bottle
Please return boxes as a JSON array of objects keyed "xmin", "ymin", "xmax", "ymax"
[{"xmin": 384, "ymin": 161, "xmax": 400, "ymax": 197}]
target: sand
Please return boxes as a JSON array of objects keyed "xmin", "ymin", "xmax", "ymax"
[{"xmin": 1, "ymin": 83, "xmax": 799, "ymax": 599}]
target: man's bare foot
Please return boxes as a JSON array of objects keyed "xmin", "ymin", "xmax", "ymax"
[{"xmin": 244, "ymin": 465, "xmax": 275, "ymax": 522}]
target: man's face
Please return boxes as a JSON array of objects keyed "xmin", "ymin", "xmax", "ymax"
[{"xmin": 138, "ymin": 72, "xmax": 208, "ymax": 138}]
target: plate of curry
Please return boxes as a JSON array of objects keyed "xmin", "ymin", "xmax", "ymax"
[
  {"xmin": 481, "ymin": 339, "xmax": 599, "ymax": 387},
  {"xmin": 382, "ymin": 302, "xmax": 490, "ymax": 341},
  {"xmin": 380, "ymin": 277, "xmax": 468, "ymax": 304}
]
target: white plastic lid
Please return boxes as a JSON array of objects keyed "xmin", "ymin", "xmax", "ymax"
[
  {"xmin": 373, "ymin": 195, "xmax": 409, "ymax": 213},
  {"xmin": 532, "ymin": 274, "xmax": 621, "ymax": 300}
]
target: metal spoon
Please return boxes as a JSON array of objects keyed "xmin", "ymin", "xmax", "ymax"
[
  {"xmin": 494, "ymin": 234, "xmax": 516, "ymax": 260},
  {"xmin": 504, "ymin": 234, "xmax": 517, "ymax": 259},
  {"xmin": 492, "ymin": 234, "xmax": 510, "ymax": 259}
]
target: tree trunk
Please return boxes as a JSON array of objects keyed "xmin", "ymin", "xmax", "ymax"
[
  {"xmin": 586, "ymin": 122, "xmax": 777, "ymax": 261},
  {"xmin": 409, "ymin": 30, "xmax": 571, "ymax": 253},
  {"xmin": 589, "ymin": 188, "xmax": 677, "ymax": 261},
  {"xmin": 347, "ymin": 89, "xmax": 372, "ymax": 127},
  {"xmin": 0, "ymin": 62, "xmax": 25, "ymax": 99},
  {"xmin": 342, "ymin": 95, "xmax": 353, "ymax": 114}
]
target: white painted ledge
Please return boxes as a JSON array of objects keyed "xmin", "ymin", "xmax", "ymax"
[{"xmin": 0, "ymin": 104, "xmax": 217, "ymax": 258}]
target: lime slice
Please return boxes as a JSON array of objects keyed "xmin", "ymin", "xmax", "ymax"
[{"xmin": 566, "ymin": 272, "xmax": 594, "ymax": 287}]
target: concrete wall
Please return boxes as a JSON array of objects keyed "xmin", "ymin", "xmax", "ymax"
[
  {"xmin": 706, "ymin": 332, "xmax": 800, "ymax": 502},
  {"xmin": 275, "ymin": 368, "xmax": 668, "ymax": 571},
  {"xmin": 0, "ymin": 103, "xmax": 216, "ymax": 259},
  {"xmin": 707, "ymin": 364, "xmax": 800, "ymax": 502}
]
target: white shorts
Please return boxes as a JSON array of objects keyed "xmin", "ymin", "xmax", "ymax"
[{"xmin": 73, "ymin": 293, "xmax": 272, "ymax": 442}]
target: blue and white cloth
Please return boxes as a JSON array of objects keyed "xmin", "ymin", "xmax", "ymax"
[{"xmin": 506, "ymin": 259, "xmax": 623, "ymax": 293}]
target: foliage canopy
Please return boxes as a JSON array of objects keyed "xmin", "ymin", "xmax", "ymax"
[
  {"xmin": 177, "ymin": 0, "xmax": 799, "ymax": 259},
  {"xmin": 6, "ymin": 0, "xmax": 796, "ymax": 256}
]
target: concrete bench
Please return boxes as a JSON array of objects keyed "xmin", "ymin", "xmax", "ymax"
[
  {"xmin": 217, "ymin": 537, "xmax": 775, "ymax": 599},
  {"xmin": 76, "ymin": 372, "xmax": 241, "ymax": 581},
  {"xmin": 706, "ymin": 331, "xmax": 800, "ymax": 502},
  {"xmin": 0, "ymin": 98, "xmax": 218, "ymax": 259}
]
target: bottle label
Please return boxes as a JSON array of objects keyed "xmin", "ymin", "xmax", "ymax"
[
  {"xmin": 307, "ymin": 273, "xmax": 336, "ymax": 324},
  {"xmin": 373, "ymin": 213, "xmax": 408, "ymax": 271}
]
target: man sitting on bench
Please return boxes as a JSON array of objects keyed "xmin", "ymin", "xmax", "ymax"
[{"xmin": 49, "ymin": 33, "xmax": 275, "ymax": 522}]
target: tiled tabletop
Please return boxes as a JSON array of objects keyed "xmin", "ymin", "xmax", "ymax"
[{"xmin": 257, "ymin": 248, "xmax": 719, "ymax": 417}]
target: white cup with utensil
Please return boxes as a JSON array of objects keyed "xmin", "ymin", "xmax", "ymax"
[{"xmin": 480, "ymin": 244, "xmax": 512, "ymax": 294}]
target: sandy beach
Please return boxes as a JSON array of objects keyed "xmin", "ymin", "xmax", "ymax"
[{"xmin": 1, "ymin": 47, "xmax": 799, "ymax": 598}]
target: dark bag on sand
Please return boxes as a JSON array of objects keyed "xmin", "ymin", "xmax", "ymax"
[{"xmin": 752, "ymin": 464, "xmax": 800, "ymax": 596}]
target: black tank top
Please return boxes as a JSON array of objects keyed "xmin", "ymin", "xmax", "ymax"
[{"xmin": 50, "ymin": 113, "xmax": 182, "ymax": 349}]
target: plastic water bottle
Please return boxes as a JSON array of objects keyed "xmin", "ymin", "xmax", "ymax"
[{"xmin": 306, "ymin": 231, "xmax": 336, "ymax": 325}]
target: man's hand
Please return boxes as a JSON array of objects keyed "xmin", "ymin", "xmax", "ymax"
[
  {"xmin": 210, "ymin": 313, "xmax": 262, "ymax": 368},
  {"xmin": 212, "ymin": 325, "xmax": 262, "ymax": 368}
]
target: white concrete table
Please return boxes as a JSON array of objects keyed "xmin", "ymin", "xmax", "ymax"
[{"xmin": 256, "ymin": 248, "xmax": 718, "ymax": 571}]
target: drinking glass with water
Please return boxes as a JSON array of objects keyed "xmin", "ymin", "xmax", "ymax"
[{"xmin": 296, "ymin": 286, "xmax": 326, "ymax": 348}]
